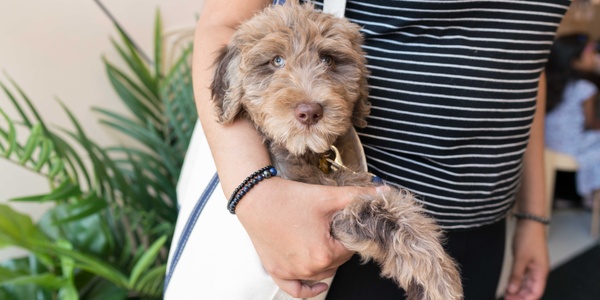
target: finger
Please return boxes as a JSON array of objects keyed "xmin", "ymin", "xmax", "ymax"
[
  {"xmin": 273, "ymin": 277, "xmax": 330, "ymax": 298},
  {"xmin": 511, "ymin": 265, "xmax": 544, "ymax": 300},
  {"xmin": 295, "ymin": 267, "xmax": 338, "ymax": 282},
  {"xmin": 327, "ymin": 229, "xmax": 355, "ymax": 261},
  {"xmin": 314, "ymin": 267, "xmax": 337, "ymax": 281},
  {"xmin": 270, "ymin": 259, "xmax": 339, "ymax": 281},
  {"xmin": 269, "ymin": 262, "xmax": 339, "ymax": 282},
  {"xmin": 507, "ymin": 258, "xmax": 527, "ymax": 295},
  {"xmin": 524, "ymin": 263, "xmax": 547, "ymax": 300},
  {"xmin": 327, "ymin": 185, "xmax": 378, "ymax": 208}
]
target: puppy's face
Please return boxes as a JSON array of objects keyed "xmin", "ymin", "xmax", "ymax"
[{"xmin": 212, "ymin": 2, "xmax": 370, "ymax": 155}]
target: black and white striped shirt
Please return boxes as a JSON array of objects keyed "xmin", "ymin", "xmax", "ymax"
[{"xmin": 316, "ymin": 0, "xmax": 570, "ymax": 229}]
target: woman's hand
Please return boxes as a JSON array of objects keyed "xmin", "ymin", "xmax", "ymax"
[
  {"xmin": 235, "ymin": 177, "xmax": 360, "ymax": 298},
  {"xmin": 505, "ymin": 220, "xmax": 549, "ymax": 300},
  {"xmin": 193, "ymin": 1, "xmax": 356, "ymax": 297},
  {"xmin": 506, "ymin": 71, "xmax": 550, "ymax": 300}
]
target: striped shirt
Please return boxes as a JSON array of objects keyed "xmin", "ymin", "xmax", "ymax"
[{"xmin": 314, "ymin": 0, "xmax": 570, "ymax": 229}]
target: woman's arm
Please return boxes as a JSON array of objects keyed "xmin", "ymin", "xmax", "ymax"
[
  {"xmin": 194, "ymin": 1, "xmax": 271, "ymax": 190},
  {"xmin": 193, "ymin": 1, "xmax": 355, "ymax": 297},
  {"xmin": 505, "ymin": 72, "xmax": 550, "ymax": 300}
]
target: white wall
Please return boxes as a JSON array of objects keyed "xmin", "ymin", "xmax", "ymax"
[{"xmin": 0, "ymin": 0, "xmax": 202, "ymax": 260}]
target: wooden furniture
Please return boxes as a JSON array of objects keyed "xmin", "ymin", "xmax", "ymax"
[{"xmin": 544, "ymin": 148, "xmax": 600, "ymax": 237}]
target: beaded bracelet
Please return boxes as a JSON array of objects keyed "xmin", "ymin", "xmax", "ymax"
[
  {"xmin": 227, "ymin": 165, "xmax": 278, "ymax": 214},
  {"xmin": 513, "ymin": 212, "xmax": 551, "ymax": 225}
]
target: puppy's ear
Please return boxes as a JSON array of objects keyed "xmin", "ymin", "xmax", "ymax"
[
  {"xmin": 210, "ymin": 45, "xmax": 244, "ymax": 124},
  {"xmin": 352, "ymin": 78, "xmax": 371, "ymax": 128}
]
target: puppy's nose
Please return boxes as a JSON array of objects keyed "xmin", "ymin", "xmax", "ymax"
[{"xmin": 294, "ymin": 103, "xmax": 323, "ymax": 126}]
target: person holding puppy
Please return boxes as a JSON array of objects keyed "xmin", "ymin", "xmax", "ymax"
[{"xmin": 183, "ymin": 0, "xmax": 570, "ymax": 299}]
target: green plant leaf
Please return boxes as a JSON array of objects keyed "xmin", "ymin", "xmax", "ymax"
[
  {"xmin": 0, "ymin": 107, "xmax": 17, "ymax": 158},
  {"xmin": 0, "ymin": 266, "xmax": 67, "ymax": 289},
  {"xmin": 0, "ymin": 204, "xmax": 49, "ymax": 249},
  {"xmin": 93, "ymin": 108, "xmax": 165, "ymax": 150},
  {"xmin": 154, "ymin": 9, "xmax": 163, "ymax": 79},
  {"xmin": 55, "ymin": 100, "xmax": 119, "ymax": 199},
  {"xmin": 10, "ymin": 180, "xmax": 81, "ymax": 203},
  {"xmin": 37, "ymin": 202, "xmax": 112, "ymax": 260},
  {"xmin": 34, "ymin": 241, "xmax": 129, "ymax": 288},
  {"xmin": 48, "ymin": 155, "xmax": 65, "ymax": 179},
  {"xmin": 103, "ymin": 58, "xmax": 160, "ymax": 108},
  {"xmin": 128, "ymin": 235, "xmax": 166, "ymax": 288},
  {"xmin": 79, "ymin": 278, "xmax": 127, "ymax": 300},
  {"xmin": 111, "ymin": 34, "xmax": 157, "ymax": 98},
  {"xmin": 0, "ymin": 256, "xmax": 53, "ymax": 300},
  {"xmin": 56, "ymin": 239, "xmax": 75, "ymax": 280},
  {"xmin": 161, "ymin": 45, "xmax": 195, "ymax": 165},
  {"xmin": 51, "ymin": 193, "xmax": 108, "ymax": 225},
  {"xmin": 0, "ymin": 79, "xmax": 33, "ymax": 128},
  {"xmin": 48, "ymin": 134, "xmax": 91, "ymax": 189},
  {"xmin": 19, "ymin": 123, "xmax": 43, "ymax": 165},
  {"xmin": 3, "ymin": 75, "xmax": 50, "ymax": 131},
  {"xmin": 58, "ymin": 285, "xmax": 78, "ymax": 300},
  {"xmin": 95, "ymin": 112, "xmax": 180, "ymax": 177},
  {"xmin": 132, "ymin": 264, "xmax": 166, "ymax": 297},
  {"xmin": 104, "ymin": 60, "xmax": 161, "ymax": 124},
  {"xmin": 55, "ymin": 239, "xmax": 78, "ymax": 300},
  {"xmin": 33, "ymin": 138, "xmax": 53, "ymax": 172}
]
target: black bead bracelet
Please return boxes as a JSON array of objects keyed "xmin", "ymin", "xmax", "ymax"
[
  {"xmin": 227, "ymin": 166, "xmax": 278, "ymax": 214},
  {"xmin": 513, "ymin": 212, "xmax": 551, "ymax": 225}
]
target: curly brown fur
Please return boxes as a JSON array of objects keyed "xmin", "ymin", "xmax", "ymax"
[
  {"xmin": 331, "ymin": 186, "xmax": 463, "ymax": 300},
  {"xmin": 210, "ymin": 2, "xmax": 463, "ymax": 299}
]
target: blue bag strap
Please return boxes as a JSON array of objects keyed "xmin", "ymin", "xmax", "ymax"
[{"xmin": 164, "ymin": 173, "xmax": 220, "ymax": 291}]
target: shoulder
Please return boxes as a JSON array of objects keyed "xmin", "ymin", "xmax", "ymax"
[
  {"xmin": 567, "ymin": 79, "xmax": 598, "ymax": 101},
  {"xmin": 573, "ymin": 79, "xmax": 598, "ymax": 98}
]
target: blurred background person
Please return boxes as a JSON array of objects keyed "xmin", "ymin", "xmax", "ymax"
[{"xmin": 545, "ymin": 33, "xmax": 600, "ymax": 209}]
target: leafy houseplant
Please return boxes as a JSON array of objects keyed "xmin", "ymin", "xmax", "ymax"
[{"xmin": 0, "ymin": 11, "xmax": 196, "ymax": 299}]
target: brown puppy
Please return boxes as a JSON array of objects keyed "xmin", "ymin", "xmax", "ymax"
[{"xmin": 210, "ymin": 2, "xmax": 463, "ymax": 299}]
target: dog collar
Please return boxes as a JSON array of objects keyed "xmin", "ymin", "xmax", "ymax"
[{"xmin": 318, "ymin": 145, "xmax": 383, "ymax": 184}]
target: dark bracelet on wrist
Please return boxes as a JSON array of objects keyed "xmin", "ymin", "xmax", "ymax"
[
  {"xmin": 227, "ymin": 165, "xmax": 278, "ymax": 214},
  {"xmin": 513, "ymin": 212, "xmax": 551, "ymax": 225}
]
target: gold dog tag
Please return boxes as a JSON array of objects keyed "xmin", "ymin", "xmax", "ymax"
[
  {"xmin": 319, "ymin": 155, "xmax": 331, "ymax": 174},
  {"xmin": 319, "ymin": 145, "xmax": 345, "ymax": 174}
]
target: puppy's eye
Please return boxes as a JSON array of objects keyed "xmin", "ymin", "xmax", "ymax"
[
  {"xmin": 271, "ymin": 56, "xmax": 285, "ymax": 68},
  {"xmin": 320, "ymin": 55, "xmax": 334, "ymax": 67}
]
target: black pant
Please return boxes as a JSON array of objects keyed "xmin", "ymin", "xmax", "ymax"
[{"xmin": 326, "ymin": 218, "xmax": 506, "ymax": 300}]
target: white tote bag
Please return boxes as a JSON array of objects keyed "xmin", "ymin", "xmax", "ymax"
[{"xmin": 164, "ymin": 1, "xmax": 351, "ymax": 299}]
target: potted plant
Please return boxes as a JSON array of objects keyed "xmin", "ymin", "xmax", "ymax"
[{"xmin": 0, "ymin": 11, "xmax": 195, "ymax": 299}]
